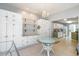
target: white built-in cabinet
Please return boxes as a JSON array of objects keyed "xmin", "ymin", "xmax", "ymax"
[
  {"xmin": 0, "ymin": 9, "xmax": 38, "ymax": 52},
  {"xmin": 0, "ymin": 9, "xmax": 23, "ymax": 51},
  {"xmin": 0, "ymin": 9, "xmax": 22, "ymax": 41}
]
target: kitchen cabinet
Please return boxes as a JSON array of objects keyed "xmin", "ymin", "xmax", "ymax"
[
  {"xmin": 0, "ymin": 9, "xmax": 39, "ymax": 52},
  {"xmin": 0, "ymin": 9, "xmax": 22, "ymax": 51},
  {"xmin": 71, "ymin": 31, "xmax": 78, "ymax": 40}
]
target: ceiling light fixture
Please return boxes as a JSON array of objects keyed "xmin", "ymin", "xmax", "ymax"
[
  {"xmin": 66, "ymin": 21, "xmax": 72, "ymax": 23},
  {"xmin": 42, "ymin": 10, "xmax": 49, "ymax": 20}
]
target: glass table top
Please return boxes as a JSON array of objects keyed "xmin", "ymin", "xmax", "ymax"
[{"xmin": 38, "ymin": 37, "xmax": 57, "ymax": 44}]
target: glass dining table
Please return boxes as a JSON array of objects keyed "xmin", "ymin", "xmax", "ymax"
[{"xmin": 37, "ymin": 37, "xmax": 57, "ymax": 56}]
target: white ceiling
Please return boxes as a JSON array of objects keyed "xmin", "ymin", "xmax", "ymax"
[
  {"xmin": 10, "ymin": 3, "xmax": 79, "ymax": 16},
  {"xmin": 0, "ymin": 3, "xmax": 79, "ymax": 18},
  {"xmin": 53, "ymin": 17, "xmax": 78, "ymax": 24}
]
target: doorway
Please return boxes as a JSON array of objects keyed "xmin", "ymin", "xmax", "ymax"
[{"xmin": 52, "ymin": 17, "xmax": 78, "ymax": 43}]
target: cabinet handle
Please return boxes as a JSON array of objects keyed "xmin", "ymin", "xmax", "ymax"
[
  {"xmin": 13, "ymin": 24, "xmax": 15, "ymax": 26},
  {"xmin": 5, "ymin": 16, "xmax": 8, "ymax": 18},
  {"xmin": 5, "ymin": 35, "xmax": 8, "ymax": 38}
]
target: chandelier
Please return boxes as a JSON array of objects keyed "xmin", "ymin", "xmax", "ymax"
[{"xmin": 41, "ymin": 10, "xmax": 49, "ymax": 20}]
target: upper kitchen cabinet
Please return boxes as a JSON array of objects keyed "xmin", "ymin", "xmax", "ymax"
[{"xmin": 0, "ymin": 9, "xmax": 22, "ymax": 42}]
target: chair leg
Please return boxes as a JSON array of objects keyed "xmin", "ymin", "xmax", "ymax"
[
  {"xmin": 10, "ymin": 52, "xmax": 12, "ymax": 56},
  {"xmin": 39, "ymin": 48, "xmax": 44, "ymax": 56},
  {"xmin": 51, "ymin": 48, "xmax": 55, "ymax": 56},
  {"xmin": 47, "ymin": 50, "xmax": 50, "ymax": 56},
  {"xmin": 76, "ymin": 48, "xmax": 79, "ymax": 55}
]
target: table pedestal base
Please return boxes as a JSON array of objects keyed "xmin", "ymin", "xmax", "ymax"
[{"xmin": 40, "ymin": 45, "xmax": 55, "ymax": 56}]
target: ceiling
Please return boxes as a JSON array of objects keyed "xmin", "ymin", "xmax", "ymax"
[
  {"xmin": 0, "ymin": 3, "xmax": 79, "ymax": 18},
  {"xmin": 10, "ymin": 3, "xmax": 79, "ymax": 15},
  {"xmin": 53, "ymin": 17, "xmax": 78, "ymax": 25}
]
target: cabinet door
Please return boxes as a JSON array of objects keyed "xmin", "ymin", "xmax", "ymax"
[
  {"xmin": 7, "ymin": 12, "xmax": 13, "ymax": 41},
  {"xmin": 0, "ymin": 16, "xmax": 2, "ymax": 40},
  {"xmin": 0, "ymin": 10, "xmax": 8, "ymax": 52},
  {"xmin": 1, "ymin": 12, "xmax": 8, "ymax": 42},
  {"xmin": 13, "ymin": 13, "xmax": 23, "ymax": 48}
]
